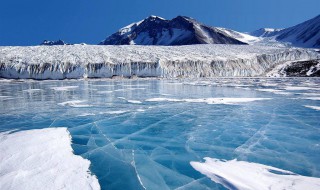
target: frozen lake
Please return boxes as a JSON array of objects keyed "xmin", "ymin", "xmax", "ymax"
[{"xmin": 0, "ymin": 78, "xmax": 320, "ymax": 190}]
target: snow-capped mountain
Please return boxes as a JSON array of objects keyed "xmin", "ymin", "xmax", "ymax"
[
  {"xmin": 276, "ymin": 15, "xmax": 320, "ymax": 48},
  {"xmin": 99, "ymin": 16, "xmax": 247, "ymax": 45},
  {"xmin": 40, "ymin": 40, "xmax": 70, "ymax": 46},
  {"xmin": 250, "ymin": 28, "xmax": 283, "ymax": 37},
  {"xmin": 250, "ymin": 15, "xmax": 320, "ymax": 48},
  {"xmin": 99, "ymin": 14, "xmax": 320, "ymax": 48},
  {"xmin": 214, "ymin": 28, "xmax": 290, "ymax": 47}
]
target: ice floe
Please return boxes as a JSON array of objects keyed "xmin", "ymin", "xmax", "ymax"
[
  {"xmin": 191, "ymin": 157, "xmax": 320, "ymax": 190},
  {"xmin": 0, "ymin": 128, "xmax": 100, "ymax": 190}
]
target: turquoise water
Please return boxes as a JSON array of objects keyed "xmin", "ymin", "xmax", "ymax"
[{"xmin": 0, "ymin": 78, "xmax": 319, "ymax": 190}]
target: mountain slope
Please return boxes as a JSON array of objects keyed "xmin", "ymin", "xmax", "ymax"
[
  {"xmin": 276, "ymin": 15, "xmax": 320, "ymax": 48},
  {"xmin": 250, "ymin": 28, "xmax": 283, "ymax": 37},
  {"xmin": 99, "ymin": 16, "xmax": 247, "ymax": 46},
  {"xmin": 215, "ymin": 27, "xmax": 261, "ymax": 44}
]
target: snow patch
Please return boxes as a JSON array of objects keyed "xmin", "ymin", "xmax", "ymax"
[
  {"xmin": 304, "ymin": 105, "xmax": 320, "ymax": 111},
  {"xmin": 216, "ymin": 27, "xmax": 262, "ymax": 44},
  {"xmin": 190, "ymin": 157, "xmax": 320, "ymax": 190},
  {"xmin": 128, "ymin": 100, "xmax": 142, "ymax": 104},
  {"xmin": 99, "ymin": 110, "xmax": 129, "ymax": 114},
  {"xmin": 97, "ymin": 90, "xmax": 113, "ymax": 94},
  {"xmin": 78, "ymin": 113, "xmax": 96, "ymax": 117},
  {"xmin": 256, "ymin": 89, "xmax": 291, "ymax": 95},
  {"xmin": 51, "ymin": 86, "xmax": 79, "ymax": 91},
  {"xmin": 284, "ymin": 86, "xmax": 319, "ymax": 91},
  {"xmin": 23, "ymin": 89, "xmax": 43, "ymax": 92},
  {"xmin": 58, "ymin": 100, "xmax": 91, "ymax": 107},
  {"xmin": 301, "ymin": 97, "xmax": 320, "ymax": 101},
  {"xmin": 0, "ymin": 128, "xmax": 100, "ymax": 190},
  {"xmin": 145, "ymin": 97, "xmax": 271, "ymax": 105}
]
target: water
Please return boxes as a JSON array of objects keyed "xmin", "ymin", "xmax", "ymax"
[{"xmin": 0, "ymin": 78, "xmax": 319, "ymax": 190}]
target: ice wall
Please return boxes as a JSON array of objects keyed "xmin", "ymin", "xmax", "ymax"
[{"xmin": 0, "ymin": 45, "xmax": 319, "ymax": 79}]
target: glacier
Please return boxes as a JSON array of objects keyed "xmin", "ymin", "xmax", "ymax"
[{"xmin": 0, "ymin": 45, "xmax": 319, "ymax": 79}]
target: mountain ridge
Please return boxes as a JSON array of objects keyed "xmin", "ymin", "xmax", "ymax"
[
  {"xmin": 276, "ymin": 14, "xmax": 320, "ymax": 48},
  {"xmin": 250, "ymin": 28, "xmax": 283, "ymax": 38},
  {"xmin": 99, "ymin": 15, "xmax": 247, "ymax": 46},
  {"xmin": 40, "ymin": 40, "xmax": 71, "ymax": 46}
]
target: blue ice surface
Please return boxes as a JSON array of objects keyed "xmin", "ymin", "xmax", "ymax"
[{"xmin": 0, "ymin": 78, "xmax": 319, "ymax": 190}]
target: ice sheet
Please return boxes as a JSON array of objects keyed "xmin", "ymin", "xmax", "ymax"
[
  {"xmin": 1, "ymin": 78, "xmax": 319, "ymax": 190},
  {"xmin": 191, "ymin": 157, "xmax": 320, "ymax": 190},
  {"xmin": 0, "ymin": 128, "xmax": 100, "ymax": 190}
]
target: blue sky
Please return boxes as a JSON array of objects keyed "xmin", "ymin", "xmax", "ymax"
[{"xmin": 0, "ymin": 0, "xmax": 319, "ymax": 46}]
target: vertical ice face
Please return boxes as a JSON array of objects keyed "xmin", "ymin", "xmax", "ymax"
[{"xmin": 0, "ymin": 45, "xmax": 319, "ymax": 79}]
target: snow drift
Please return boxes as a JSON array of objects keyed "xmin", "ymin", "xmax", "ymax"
[
  {"xmin": 0, "ymin": 128, "xmax": 100, "ymax": 190},
  {"xmin": 191, "ymin": 157, "xmax": 320, "ymax": 190},
  {"xmin": 0, "ymin": 45, "xmax": 319, "ymax": 79}
]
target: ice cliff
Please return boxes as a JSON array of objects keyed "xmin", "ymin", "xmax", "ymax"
[{"xmin": 0, "ymin": 45, "xmax": 319, "ymax": 79}]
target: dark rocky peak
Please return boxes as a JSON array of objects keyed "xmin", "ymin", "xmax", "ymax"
[
  {"xmin": 99, "ymin": 15, "xmax": 247, "ymax": 46},
  {"xmin": 40, "ymin": 40, "xmax": 70, "ymax": 46}
]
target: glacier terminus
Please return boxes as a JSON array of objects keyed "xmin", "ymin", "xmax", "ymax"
[{"xmin": 0, "ymin": 45, "xmax": 319, "ymax": 79}]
